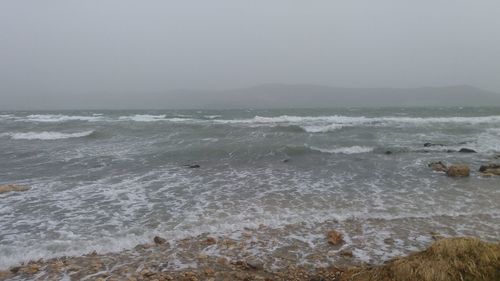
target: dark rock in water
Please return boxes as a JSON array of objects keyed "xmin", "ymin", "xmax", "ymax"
[
  {"xmin": 446, "ymin": 164, "xmax": 470, "ymax": 177},
  {"xmin": 326, "ymin": 230, "xmax": 344, "ymax": 246},
  {"xmin": 339, "ymin": 249, "xmax": 354, "ymax": 257},
  {"xmin": 153, "ymin": 236, "xmax": 167, "ymax": 245},
  {"xmin": 424, "ymin": 143, "xmax": 444, "ymax": 147},
  {"xmin": 385, "ymin": 151, "xmax": 393, "ymax": 155},
  {"xmin": 282, "ymin": 158, "xmax": 290, "ymax": 163},
  {"xmin": 428, "ymin": 161, "xmax": 447, "ymax": 172},
  {"xmin": 384, "ymin": 238, "xmax": 395, "ymax": 245},
  {"xmin": 479, "ymin": 164, "xmax": 500, "ymax": 176},
  {"xmin": 245, "ymin": 258, "xmax": 263, "ymax": 270},
  {"xmin": 459, "ymin": 148, "xmax": 476, "ymax": 153},
  {"xmin": 134, "ymin": 244, "xmax": 152, "ymax": 251},
  {"xmin": 204, "ymin": 237, "xmax": 217, "ymax": 245}
]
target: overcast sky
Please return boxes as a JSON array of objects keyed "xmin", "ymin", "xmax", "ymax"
[{"xmin": 1, "ymin": 1, "xmax": 500, "ymax": 109}]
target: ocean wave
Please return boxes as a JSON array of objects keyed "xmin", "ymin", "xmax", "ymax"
[
  {"xmin": 8, "ymin": 113, "xmax": 500, "ymax": 126},
  {"xmin": 473, "ymin": 130, "xmax": 500, "ymax": 153},
  {"xmin": 215, "ymin": 115, "xmax": 500, "ymax": 126},
  {"xmin": 273, "ymin": 125, "xmax": 307, "ymax": 133},
  {"xmin": 307, "ymin": 145, "xmax": 374, "ymax": 154},
  {"xmin": 301, "ymin": 124, "xmax": 344, "ymax": 133},
  {"xmin": 23, "ymin": 114, "xmax": 103, "ymax": 122},
  {"xmin": 203, "ymin": 115, "xmax": 221, "ymax": 119},
  {"xmin": 118, "ymin": 115, "xmax": 195, "ymax": 122},
  {"xmin": 118, "ymin": 114, "xmax": 167, "ymax": 122},
  {"xmin": 1, "ymin": 130, "xmax": 95, "ymax": 140},
  {"xmin": 283, "ymin": 144, "xmax": 375, "ymax": 155}
]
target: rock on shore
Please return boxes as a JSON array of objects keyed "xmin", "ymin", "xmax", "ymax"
[
  {"xmin": 479, "ymin": 164, "xmax": 500, "ymax": 176},
  {"xmin": 326, "ymin": 230, "xmax": 344, "ymax": 246},
  {"xmin": 446, "ymin": 165, "xmax": 470, "ymax": 177},
  {"xmin": 429, "ymin": 161, "xmax": 447, "ymax": 172},
  {"xmin": 0, "ymin": 184, "xmax": 30, "ymax": 194}
]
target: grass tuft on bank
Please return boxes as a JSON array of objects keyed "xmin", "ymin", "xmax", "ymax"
[{"xmin": 343, "ymin": 237, "xmax": 500, "ymax": 281}]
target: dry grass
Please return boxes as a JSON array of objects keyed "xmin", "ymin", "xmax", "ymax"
[{"xmin": 343, "ymin": 237, "xmax": 500, "ymax": 281}]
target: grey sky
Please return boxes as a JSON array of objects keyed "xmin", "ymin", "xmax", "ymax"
[{"xmin": 1, "ymin": 1, "xmax": 500, "ymax": 109}]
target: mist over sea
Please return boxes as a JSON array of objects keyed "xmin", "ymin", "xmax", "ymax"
[{"xmin": 1, "ymin": 107, "xmax": 499, "ymax": 269}]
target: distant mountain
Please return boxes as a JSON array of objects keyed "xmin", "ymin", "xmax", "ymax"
[{"xmin": 156, "ymin": 84, "xmax": 500, "ymax": 109}]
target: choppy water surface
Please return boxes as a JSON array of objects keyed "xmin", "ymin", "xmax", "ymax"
[{"xmin": 0, "ymin": 107, "xmax": 499, "ymax": 270}]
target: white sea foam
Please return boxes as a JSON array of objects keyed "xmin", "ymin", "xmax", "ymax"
[
  {"xmin": 204, "ymin": 115, "xmax": 222, "ymax": 119},
  {"xmin": 119, "ymin": 114, "xmax": 167, "ymax": 122},
  {"xmin": 1, "ymin": 130, "xmax": 94, "ymax": 140},
  {"xmin": 23, "ymin": 114, "xmax": 103, "ymax": 122},
  {"xmin": 8, "ymin": 113, "xmax": 500, "ymax": 127},
  {"xmin": 307, "ymin": 145, "xmax": 374, "ymax": 154},
  {"xmin": 473, "ymin": 128, "xmax": 500, "ymax": 153},
  {"xmin": 166, "ymin": 117, "xmax": 195, "ymax": 122},
  {"xmin": 301, "ymin": 124, "xmax": 344, "ymax": 133},
  {"xmin": 118, "ymin": 115, "xmax": 195, "ymax": 122},
  {"xmin": 0, "ymin": 163, "xmax": 498, "ymax": 270},
  {"xmin": 2, "ymin": 110, "xmax": 500, "ymax": 271},
  {"xmin": 215, "ymin": 115, "xmax": 500, "ymax": 126}
]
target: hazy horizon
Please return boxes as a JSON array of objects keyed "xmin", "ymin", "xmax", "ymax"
[
  {"xmin": 0, "ymin": 84, "xmax": 499, "ymax": 110},
  {"xmin": 1, "ymin": 1, "xmax": 500, "ymax": 109}
]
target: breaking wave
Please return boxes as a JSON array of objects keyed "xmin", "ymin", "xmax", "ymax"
[
  {"xmin": 301, "ymin": 124, "xmax": 344, "ymax": 133},
  {"xmin": 284, "ymin": 145, "xmax": 374, "ymax": 155},
  {"xmin": 1, "ymin": 130, "xmax": 95, "ymax": 140},
  {"xmin": 23, "ymin": 114, "xmax": 103, "ymax": 122},
  {"xmin": 118, "ymin": 114, "xmax": 167, "ymax": 122},
  {"xmin": 118, "ymin": 115, "xmax": 194, "ymax": 122},
  {"xmin": 215, "ymin": 114, "xmax": 500, "ymax": 126},
  {"xmin": 307, "ymin": 145, "xmax": 374, "ymax": 154},
  {"xmin": 5, "ymin": 113, "xmax": 500, "ymax": 127}
]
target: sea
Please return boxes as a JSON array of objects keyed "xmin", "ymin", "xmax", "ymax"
[{"xmin": 0, "ymin": 107, "xmax": 499, "ymax": 270}]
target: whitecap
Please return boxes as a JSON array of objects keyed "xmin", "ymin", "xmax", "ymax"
[
  {"xmin": 301, "ymin": 124, "xmax": 344, "ymax": 133},
  {"xmin": 118, "ymin": 115, "xmax": 194, "ymax": 122},
  {"xmin": 23, "ymin": 114, "xmax": 103, "ymax": 122},
  {"xmin": 203, "ymin": 115, "xmax": 222, "ymax": 119},
  {"xmin": 215, "ymin": 115, "xmax": 500, "ymax": 127},
  {"xmin": 118, "ymin": 114, "xmax": 167, "ymax": 122},
  {"xmin": 307, "ymin": 145, "xmax": 374, "ymax": 154},
  {"xmin": 1, "ymin": 130, "xmax": 95, "ymax": 140}
]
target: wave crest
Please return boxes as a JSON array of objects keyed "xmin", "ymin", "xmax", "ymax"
[
  {"xmin": 25, "ymin": 114, "xmax": 103, "ymax": 122},
  {"xmin": 301, "ymin": 124, "xmax": 344, "ymax": 133},
  {"xmin": 284, "ymin": 145, "xmax": 374, "ymax": 155},
  {"xmin": 307, "ymin": 145, "xmax": 374, "ymax": 154},
  {"xmin": 1, "ymin": 131, "xmax": 95, "ymax": 140}
]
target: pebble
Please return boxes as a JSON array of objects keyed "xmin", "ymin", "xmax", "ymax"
[{"xmin": 154, "ymin": 236, "xmax": 167, "ymax": 245}]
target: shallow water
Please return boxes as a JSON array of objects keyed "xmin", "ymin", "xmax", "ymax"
[{"xmin": 1, "ymin": 107, "xmax": 499, "ymax": 270}]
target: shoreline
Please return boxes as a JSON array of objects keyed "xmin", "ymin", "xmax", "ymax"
[{"xmin": 1, "ymin": 230, "xmax": 498, "ymax": 281}]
